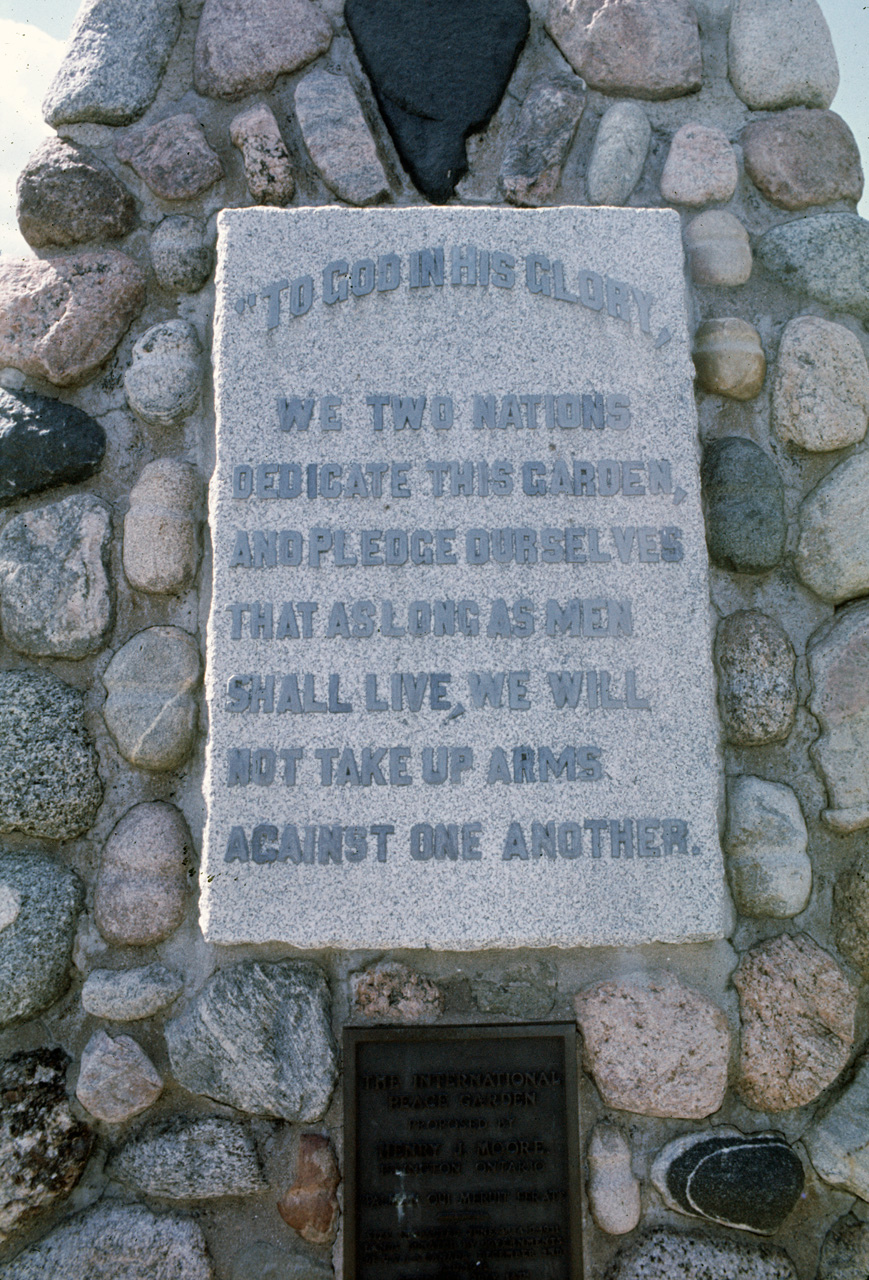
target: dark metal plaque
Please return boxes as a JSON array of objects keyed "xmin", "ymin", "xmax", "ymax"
[{"xmin": 344, "ymin": 1023, "xmax": 582, "ymax": 1280}]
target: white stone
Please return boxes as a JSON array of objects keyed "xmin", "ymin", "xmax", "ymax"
[
  {"xmin": 124, "ymin": 319, "xmax": 202, "ymax": 428},
  {"xmin": 586, "ymin": 103, "xmax": 651, "ymax": 207},
  {"xmin": 123, "ymin": 458, "xmax": 203, "ymax": 595},
  {"xmin": 773, "ymin": 317, "xmax": 869, "ymax": 453},
  {"xmin": 0, "ymin": 883, "xmax": 21, "ymax": 933},
  {"xmin": 587, "ymin": 1121, "xmax": 641, "ymax": 1234},
  {"xmin": 202, "ymin": 206, "xmax": 727, "ymax": 948},
  {"xmin": 725, "ymin": 775, "xmax": 811, "ymax": 918},
  {"xmin": 728, "ymin": 0, "xmax": 839, "ymax": 111},
  {"xmin": 660, "ymin": 123, "xmax": 738, "ymax": 207},
  {"xmin": 684, "ymin": 211, "xmax": 752, "ymax": 287},
  {"xmin": 804, "ymin": 1057, "xmax": 869, "ymax": 1199},
  {"xmin": 796, "ymin": 451, "xmax": 869, "ymax": 604}
]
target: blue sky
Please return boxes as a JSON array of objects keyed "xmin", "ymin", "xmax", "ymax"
[{"xmin": 0, "ymin": 0, "xmax": 866, "ymax": 256}]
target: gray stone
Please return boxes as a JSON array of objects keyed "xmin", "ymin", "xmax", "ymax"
[
  {"xmin": 0, "ymin": 669, "xmax": 102, "ymax": 839},
  {"xmin": 194, "ymin": 0, "xmax": 331, "ymax": 100},
  {"xmin": 124, "ymin": 321, "xmax": 203, "ymax": 429},
  {"xmin": 586, "ymin": 102, "xmax": 650, "ymax": 206},
  {"xmin": 605, "ymin": 1228, "xmax": 797, "ymax": 1280},
  {"xmin": 588, "ymin": 1121, "xmax": 640, "ymax": 1235},
  {"xmin": 75, "ymin": 1030, "xmax": 163, "ymax": 1123},
  {"xmin": 0, "ymin": 850, "xmax": 84, "ymax": 1028},
  {"xmin": 102, "ymin": 626, "xmax": 201, "ymax": 771},
  {"xmin": 123, "ymin": 458, "xmax": 203, "ymax": 593},
  {"xmin": 0, "ymin": 389, "xmax": 106, "ymax": 508},
  {"xmin": 796, "ymin": 451, "xmax": 869, "ymax": 604},
  {"xmin": 150, "ymin": 215, "xmax": 214, "ymax": 293},
  {"xmin": 295, "ymin": 71, "xmax": 389, "ymax": 206},
  {"xmin": 0, "ymin": 1048, "xmax": 93, "ymax": 1243},
  {"xmin": 42, "ymin": 0, "xmax": 182, "ymax": 127},
  {"xmin": 773, "ymin": 316, "xmax": 869, "ymax": 452},
  {"xmin": 82, "ymin": 964, "xmax": 183, "ymax": 1020},
  {"xmin": 1, "ymin": 1202, "xmax": 213, "ymax": 1279},
  {"xmin": 94, "ymin": 801, "xmax": 191, "ymax": 945},
  {"xmin": 835, "ymin": 846, "xmax": 869, "ymax": 976},
  {"xmin": 115, "ymin": 114, "xmax": 224, "ymax": 201},
  {"xmin": 500, "ymin": 74, "xmax": 585, "ymax": 207},
  {"xmin": 728, "ymin": 0, "xmax": 839, "ymax": 111},
  {"xmin": 16, "ymin": 137, "xmax": 136, "ymax": 250},
  {"xmin": 724, "ymin": 775, "xmax": 811, "ymax": 918},
  {"xmin": 808, "ymin": 602, "xmax": 869, "ymax": 834},
  {"xmin": 804, "ymin": 1057, "xmax": 869, "ymax": 1200},
  {"xmin": 230, "ymin": 1242, "xmax": 331, "ymax": 1280},
  {"xmin": 684, "ymin": 211, "xmax": 752, "ymax": 287},
  {"xmin": 660, "ymin": 123, "xmax": 738, "ymax": 207},
  {"xmin": 694, "ymin": 319, "xmax": 766, "ymax": 401},
  {"xmin": 715, "ymin": 611, "xmax": 797, "ymax": 746},
  {"xmin": 546, "ymin": 0, "xmax": 702, "ymax": 100},
  {"xmin": 0, "ymin": 494, "xmax": 113, "ymax": 659},
  {"xmin": 109, "ymin": 1117, "xmax": 266, "ymax": 1198},
  {"xmin": 165, "ymin": 960, "xmax": 337, "ymax": 1120},
  {"xmin": 742, "ymin": 109, "xmax": 864, "ymax": 212},
  {"xmin": 351, "ymin": 961, "xmax": 444, "ymax": 1023},
  {"xmin": 473, "ymin": 959, "xmax": 556, "ymax": 1018},
  {"xmin": 756, "ymin": 214, "xmax": 869, "ymax": 321},
  {"xmin": 701, "ymin": 438, "xmax": 785, "ymax": 574},
  {"xmin": 818, "ymin": 1215, "xmax": 869, "ymax": 1280},
  {"xmin": 230, "ymin": 103, "xmax": 295, "ymax": 206}
]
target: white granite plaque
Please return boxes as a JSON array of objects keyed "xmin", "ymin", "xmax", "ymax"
[{"xmin": 202, "ymin": 206, "xmax": 728, "ymax": 948}]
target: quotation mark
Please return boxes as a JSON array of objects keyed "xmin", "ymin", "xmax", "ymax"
[{"xmin": 234, "ymin": 293, "xmax": 258, "ymax": 315}]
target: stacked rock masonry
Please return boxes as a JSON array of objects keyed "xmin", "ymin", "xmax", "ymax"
[{"xmin": 0, "ymin": 0, "xmax": 867, "ymax": 1275}]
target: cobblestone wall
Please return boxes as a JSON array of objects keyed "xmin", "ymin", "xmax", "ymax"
[{"xmin": 0, "ymin": 0, "xmax": 868, "ymax": 1276}]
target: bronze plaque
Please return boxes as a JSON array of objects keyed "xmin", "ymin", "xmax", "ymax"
[{"xmin": 344, "ymin": 1023, "xmax": 582, "ymax": 1280}]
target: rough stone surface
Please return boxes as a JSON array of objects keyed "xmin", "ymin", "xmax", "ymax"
[
  {"xmin": 42, "ymin": 0, "xmax": 182, "ymax": 127},
  {"xmin": 124, "ymin": 320, "xmax": 202, "ymax": 429},
  {"xmin": 694, "ymin": 319, "xmax": 766, "ymax": 401},
  {"xmin": 756, "ymin": 214, "xmax": 869, "ymax": 321},
  {"xmin": 724, "ymin": 775, "xmax": 812, "ymax": 918},
  {"xmin": 833, "ymin": 849, "xmax": 869, "ymax": 977},
  {"xmin": 588, "ymin": 1121, "xmax": 641, "ymax": 1235},
  {"xmin": 230, "ymin": 1242, "xmax": 331, "ymax": 1280},
  {"xmin": 0, "ymin": 853, "xmax": 83, "ymax": 1028},
  {"xmin": 81, "ymin": 964, "xmax": 184, "ymax": 1020},
  {"xmin": 102, "ymin": 626, "xmax": 201, "ymax": 771},
  {"xmin": 345, "ymin": 0, "xmax": 529, "ymax": 203},
  {"xmin": 94, "ymin": 801, "xmax": 191, "ymax": 945},
  {"xmin": 660, "ymin": 124, "xmax": 738, "ymax": 207},
  {"xmin": 804, "ymin": 1057, "xmax": 869, "ymax": 1200},
  {"xmin": 0, "ymin": 494, "xmax": 113, "ymax": 659},
  {"xmin": 109, "ymin": 1117, "xmax": 266, "ymax": 1198},
  {"xmin": 277, "ymin": 1133, "xmax": 340, "ymax": 1243},
  {"xmin": 773, "ymin": 316, "xmax": 869, "ymax": 452},
  {"xmin": 546, "ymin": 0, "xmax": 702, "ymax": 100},
  {"xmin": 728, "ymin": 0, "xmax": 839, "ymax": 111},
  {"xmin": 808, "ymin": 602, "xmax": 869, "ymax": 835},
  {"xmin": 194, "ymin": 0, "xmax": 331, "ymax": 101},
  {"xmin": 0, "ymin": 389, "xmax": 106, "ymax": 507},
  {"xmin": 701, "ymin": 438, "xmax": 785, "ymax": 574},
  {"xmin": 150, "ymin": 215, "xmax": 214, "ymax": 293},
  {"xmin": 0, "ymin": 251, "xmax": 146, "ymax": 387},
  {"xmin": 295, "ymin": 71, "xmax": 389, "ymax": 207},
  {"xmin": 715, "ymin": 611, "xmax": 797, "ymax": 746},
  {"xmin": 0, "ymin": 1048, "xmax": 93, "ymax": 1243},
  {"xmin": 75, "ymin": 1030, "xmax": 163, "ymax": 1123},
  {"xmin": 1, "ymin": 1202, "xmax": 214, "ymax": 1279},
  {"xmin": 165, "ymin": 961, "xmax": 337, "ymax": 1121},
  {"xmin": 734, "ymin": 933, "xmax": 856, "ymax": 1112},
  {"xmin": 742, "ymin": 110, "xmax": 863, "ymax": 211},
  {"xmin": 0, "ymin": 669, "xmax": 102, "ymax": 839},
  {"xmin": 651, "ymin": 1128, "xmax": 804, "ymax": 1234},
  {"xmin": 351, "ymin": 961, "xmax": 444, "ymax": 1023},
  {"xmin": 575, "ymin": 972, "xmax": 730, "ymax": 1119},
  {"xmin": 472, "ymin": 959, "xmax": 556, "ymax": 1018},
  {"xmin": 230, "ymin": 104, "xmax": 295, "ymax": 206},
  {"xmin": 16, "ymin": 138, "xmax": 136, "ymax": 250},
  {"xmin": 115, "ymin": 114, "xmax": 224, "ymax": 201},
  {"xmin": 586, "ymin": 101, "xmax": 650, "ymax": 206},
  {"xmin": 500, "ymin": 74, "xmax": 585, "ymax": 207},
  {"xmin": 123, "ymin": 458, "xmax": 203, "ymax": 594},
  {"xmin": 605, "ymin": 1228, "xmax": 798, "ymax": 1280},
  {"xmin": 684, "ymin": 211, "xmax": 752, "ymax": 287},
  {"xmin": 796, "ymin": 452, "xmax": 869, "ymax": 604},
  {"xmin": 818, "ymin": 1214, "xmax": 869, "ymax": 1280}
]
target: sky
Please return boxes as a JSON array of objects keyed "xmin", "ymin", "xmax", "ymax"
[{"xmin": 0, "ymin": 0, "xmax": 866, "ymax": 257}]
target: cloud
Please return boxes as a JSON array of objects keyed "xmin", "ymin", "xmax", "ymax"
[{"xmin": 0, "ymin": 21, "xmax": 65, "ymax": 258}]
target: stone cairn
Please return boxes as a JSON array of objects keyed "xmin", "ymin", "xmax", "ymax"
[{"xmin": 0, "ymin": 0, "xmax": 867, "ymax": 1275}]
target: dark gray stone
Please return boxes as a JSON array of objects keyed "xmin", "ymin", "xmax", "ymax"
[
  {"xmin": 606, "ymin": 1228, "xmax": 798, "ymax": 1280},
  {"xmin": 0, "ymin": 670, "xmax": 102, "ymax": 839},
  {"xmin": 818, "ymin": 1214, "xmax": 869, "ymax": 1280},
  {"xmin": 0, "ymin": 389, "xmax": 106, "ymax": 507},
  {"xmin": 165, "ymin": 960, "xmax": 337, "ymax": 1121},
  {"xmin": 150, "ymin": 215, "xmax": 214, "ymax": 294},
  {"xmin": 701, "ymin": 437, "xmax": 786, "ymax": 574},
  {"xmin": 472, "ymin": 960, "xmax": 556, "ymax": 1017},
  {"xmin": 109, "ymin": 1117, "xmax": 266, "ymax": 1199},
  {"xmin": 500, "ymin": 74, "xmax": 585, "ymax": 207},
  {"xmin": 756, "ymin": 213, "xmax": 869, "ymax": 320},
  {"xmin": 16, "ymin": 138, "xmax": 136, "ymax": 249},
  {"xmin": 715, "ymin": 610, "xmax": 797, "ymax": 747},
  {"xmin": 0, "ymin": 850, "xmax": 84, "ymax": 1027}
]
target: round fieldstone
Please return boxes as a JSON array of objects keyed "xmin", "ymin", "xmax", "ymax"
[
  {"xmin": 102, "ymin": 626, "xmax": 201, "ymax": 771},
  {"xmin": 0, "ymin": 669, "xmax": 102, "ymax": 839},
  {"xmin": 16, "ymin": 137, "xmax": 136, "ymax": 250},
  {"xmin": 805, "ymin": 1056, "xmax": 869, "ymax": 1200},
  {"xmin": 500, "ymin": 74, "xmax": 586, "ymax": 208},
  {"xmin": 123, "ymin": 458, "xmax": 203, "ymax": 594},
  {"xmin": 124, "ymin": 321, "xmax": 203, "ymax": 429},
  {"xmin": 660, "ymin": 124, "xmax": 738, "ymax": 207},
  {"xmin": 230, "ymin": 103, "xmax": 295, "ymax": 206},
  {"xmin": 725, "ymin": 775, "xmax": 811, "ymax": 918},
  {"xmin": 115, "ymin": 113, "xmax": 223, "ymax": 202},
  {"xmin": 109, "ymin": 1117, "xmax": 266, "ymax": 1199},
  {"xmin": 606, "ymin": 1228, "xmax": 797, "ymax": 1280},
  {"xmin": 833, "ymin": 848, "xmax": 869, "ymax": 977},
  {"xmin": 728, "ymin": 0, "xmax": 839, "ymax": 111},
  {"xmin": 684, "ymin": 211, "xmax": 752, "ymax": 287},
  {"xmin": 150, "ymin": 216, "xmax": 214, "ymax": 294},
  {"xmin": 796, "ymin": 451, "xmax": 869, "ymax": 604},
  {"xmin": 75, "ymin": 1030, "xmax": 163, "ymax": 1123},
  {"xmin": 277, "ymin": 1133, "xmax": 340, "ymax": 1244},
  {"xmin": 742, "ymin": 109, "xmax": 863, "ymax": 211},
  {"xmin": 194, "ymin": 0, "xmax": 332, "ymax": 100},
  {"xmin": 773, "ymin": 316, "xmax": 869, "ymax": 452},
  {"xmin": 808, "ymin": 601, "xmax": 869, "ymax": 835},
  {"xmin": 715, "ymin": 610, "xmax": 797, "ymax": 746},
  {"xmin": 818, "ymin": 1215, "xmax": 869, "ymax": 1280},
  {"xmin": 701, "ymin": 437, "xmax": 785, "ymax": 574},
  {"xmin": 0, "ymin": 850, "xmax": 84, "ymax": 1028},
  {"xmin": 0, "ymin": 494, "xmax": 113, "ymax": 659},
  {"xmin": 694, "ymin": 320, "xmax": 766, "ymax": 401},
  {"xmin": 0, "ymin": 388, "xmax": 106, "ymax": 507},
  {"xmin": 586, "ymin": 102, "xmax": 650, "ymax": 207},
  {"xmin": 94, "ymin": 801, "xmax": 191, "ymax": 945},
  {"xmin": 756, "ymin": 213, "xmax": 869, "ymax": 321},
  {"xmin": 82, "ymin": 964, "xmax": 183, "ymax": 1020},
  {"xmin": 587, "ymin": 1121, "xmax": 640, "ymax": 1235}
]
